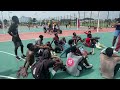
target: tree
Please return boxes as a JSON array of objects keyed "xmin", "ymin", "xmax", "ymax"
[
  {"xmin": 3, "ymin": 19, "xmax": 8, "ymax": 25},
  {"xmin": 33, "ymin": 18, "xmax": 37, "ymax": 23},
  {"xmin": 28, "ymin": 17, "xmax": 33, "ymax": 24}
]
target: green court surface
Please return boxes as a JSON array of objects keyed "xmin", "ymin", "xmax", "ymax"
[{"xmin": 0, "ymin": 32, "xmax": 120, "ymax": 79}]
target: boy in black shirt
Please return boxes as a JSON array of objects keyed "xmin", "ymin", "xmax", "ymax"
[{"xmin": 8, "ymin": 16, "xmax": 26, "ymax": 60}]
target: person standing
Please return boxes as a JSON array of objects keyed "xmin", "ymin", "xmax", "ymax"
[
  {"xmin": 112, "ymin": 18, "xmax": 120, "ymax": 48},
  {"xmin": 8, "ymin": 16, "xmax": 26, "ymax": 60}
]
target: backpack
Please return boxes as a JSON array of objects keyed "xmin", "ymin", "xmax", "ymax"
[
  {"xmin": 31, "ymin": 59, "xmax": 52, "ymax": 79},
  {"xmin": 31, "ymin": 59, "xmax": 45, "ymax": 79}
]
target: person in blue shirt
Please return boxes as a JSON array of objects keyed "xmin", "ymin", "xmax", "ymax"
[
  {"xmin": 112, "ymin": 18, "xmax": 120, "ymax": 49},
  {"xmin": 60, "ymin": 39, "xmax": 74, "ymax": 58}
]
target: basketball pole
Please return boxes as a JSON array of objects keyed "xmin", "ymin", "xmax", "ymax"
[
  {"xmin": 90, "ymin": 11, "xmax": 92, "ymax": 27},
  {"xmin": 77, "ymin": 17, "xmax": 78, "ymax": 30},
  {"xmin": 1, "ymin": 11, "xmax": 5, "ymax": 34},
  {"xmin": 97, "ymin": 11, "xmax": 100, "ymax": 32},
  {"xmin": 77, "ymin": 11, "xmax": 80, "ymax": 30}
]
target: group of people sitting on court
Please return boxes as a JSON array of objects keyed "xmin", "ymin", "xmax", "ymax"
[
  {"xmin": 17, "ymin": 30, "xmax": 120, "ymax": 79},
  {"xmin": 7, "ymin": 15, "xmax": 120, "ymax": 79},
  {"xmin": 43, "ymin": 23, "xmax": 62, "ymax": 34}
]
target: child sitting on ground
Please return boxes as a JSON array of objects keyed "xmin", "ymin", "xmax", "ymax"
[
  {"xmin": 72, "ymin": 32, "xmax": 83, "ymax": 45},
  {"xmin": 65, "ymin": 46, "xmax": 93, "ymax": 77},
  {"xmin": 84, "ymin": 31, "xmax": 106, "ymax": 50}
]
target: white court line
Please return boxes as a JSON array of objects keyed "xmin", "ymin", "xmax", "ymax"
[
  {"xmin": 0, "ymin": 75, "xmax": 17, "ymax": 79},
  {"xmin": 0, "ymin": 51, "xmax": 25, "ymax": 61},
  {"xmin": 0, "ymin": 50, "xmax": 26, "ymax": 79}
]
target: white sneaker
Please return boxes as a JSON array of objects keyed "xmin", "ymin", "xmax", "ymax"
[
  {"xmin": 113, "ymin": 50, "xmax": 118, "ymax": 53},
  {"xmin": 30, "ymin": 66, "xmax": 31, "ymax": 68},
  {"xmin": 95, "ymin": 44, "xmax": 102, "ymax": 49},
  {"xmin": 83, "ymin": 63, "xmax": 93, "ymax": 69},
  {"xmin": 111, "ymin": 46, "xmax": 115, "ymax": 49},
  {"xmin": 85, "ymin": 64, "xmax": 93, "ymax": 69},
  {"xmin": 92, "ymin": 52, "xmax": 95, "ymax": 55}
]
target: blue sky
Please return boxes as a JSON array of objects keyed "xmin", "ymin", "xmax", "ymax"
[{"xmin": 0, "ymin": 11, "xmax": 120, "ymax": 20}]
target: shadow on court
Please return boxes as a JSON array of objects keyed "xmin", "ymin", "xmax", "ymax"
[
  {"xmin": 114, "ymin": 70, "xmax": 120, "ymax": 79},
  {"xmin": 0, "ymin": 69, "xmax": 17, "ymax": 76},
  {"xmin": 79, "ymin": 69, "xmax": 94, "ymax": 77},
  {"xmin": 53, "ymin": 71, "xmax": 70, "ymax": 79},
  {"xmin": 53, "ymin": 69, "xmax": 94, "ymax": 79}
]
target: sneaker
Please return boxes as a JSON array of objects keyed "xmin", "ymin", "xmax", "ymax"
[
  {"xmin": 30, "ymin": 66, "xmax": 32, "ymax": 69},
  {"xmin": 92, "ymin": 52, "xmax": 95, "ymax": 55},
  {"xmin": 85, "ymin": 64, "xmax": 93, "ymax": 69},
  {"xmin": 83, "ymin": 63, "xmax": 93, "ymax": 69},
  {"xmin": 21, "ymin": 54, "xmax": 26, "ymax": 59},
  {"xmin": 111, "ymin": 46, "xmax": 115, "ymax": 49},
  {"xmin": 113, "ymin": 50, "xmax": 118, "ymax": 54},
  {"xmin": 16, "ymin": 56, "xmax": 21, "ymax": 60},
  {"xmin": 95, "ymin": 44, "xmax": 102, "ymax": 49},
  {"xmin": 89, "ymin": 51, "xmax": 92, "ymax": 55}
]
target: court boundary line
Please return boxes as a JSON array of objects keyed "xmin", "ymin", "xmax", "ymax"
[
  {"xmin": 0, "ymin": 75, "xmax": 17, "ymax": 79},
  {"xmin": 0, "ymin": 50, "xmax": 26, "ymax": 79},
  {"xmin": 0, "ymin": 31, "xmax": 113, "ymax": 43},
  {"xmin": 0, "ymin": 51, "xmax": 25, "ymax": 61}
]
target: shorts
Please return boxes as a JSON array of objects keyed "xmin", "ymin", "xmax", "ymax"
[
  {"xmin": 12, "ymin": 36, "xmax": 23, "ymax": 46},
  {"xmin": 114, "ymin": 30, "xmax": 120, "ymax": 37},
  {"xmin": 12, "ymin": 37, "xmax": 23, "ymax": 48},
  {"xmin": 29, "ymin": 59, "xmax": 35, "ymax": 66},
  {"xmin": 13, "ymin": 41, "xmax": 23, "ymax": 48}
]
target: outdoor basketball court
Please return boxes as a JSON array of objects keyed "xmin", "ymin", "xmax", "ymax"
[{"xmin": 0, "ymin": 26, "xmax": 120, "ymax": 79}]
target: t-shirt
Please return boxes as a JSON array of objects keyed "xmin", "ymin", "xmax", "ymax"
[
  {"xmin": 35, "ymin": 38, "xmax": 43, "ymax": 45},
  {"xmin": 53, "ymin": 36, "xmax": 59, "ymax": 41},
  {"xmin": 100, "ymin": 53, "xmax": 120, "ymax": 79},
  {"xmin": 85, "ymin": 38, "xmax": 91, "ymax": 47},
  {"xmin": 8, "ymin": 23, "xmax": 20, "ymax": 41},
  {"xmin": 66, "ymin": 52, "xmax": 83, "ymax": 76},
  {"xmin": 53, "ymin": 36, "xmax": 59, "ymax": 45},
  {"xmin": 72, "ymin": 36, "xmax": 77, "ymax": 40},
  {"xmin": 8, "ymin": 23, "xmax": 19, "ymax": 36},
  {"xmin": 59, "ymin": 39, "xmax": 66, "ymax": 46}
]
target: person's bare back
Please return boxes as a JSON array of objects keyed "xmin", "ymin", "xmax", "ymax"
[{"xmin": 100, "ymin": 53, "xmax": 120, "ymax": 79}]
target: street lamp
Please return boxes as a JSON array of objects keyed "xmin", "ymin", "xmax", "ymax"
[
  {"xmin": 97, "ymin": 11, "xmax": 100, "ymax": 32},
  {"xmin": 39, "ymin": 12, "xmax": 46, "ymax": 25},
  {"xmin": 107, "ymin": 11, "xmax": 109, "ymax": 27},
  {"xmin": 77, "ymin": 11, "xmax": 80, "ymax": 30},
  {"xmin": 84, "ymin": 11, "xmax": 86, "ymax": 26},
  {"xmin": 1, "ymin": 11, "xmax": 5, "ymax": 34},
  {"xmin": 8, "ymin": 11, "xmax": 12, "ymax": 25},
  {"xmin": 90, "ymin": 11, "xmax": 92, "ymax": 27}
]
